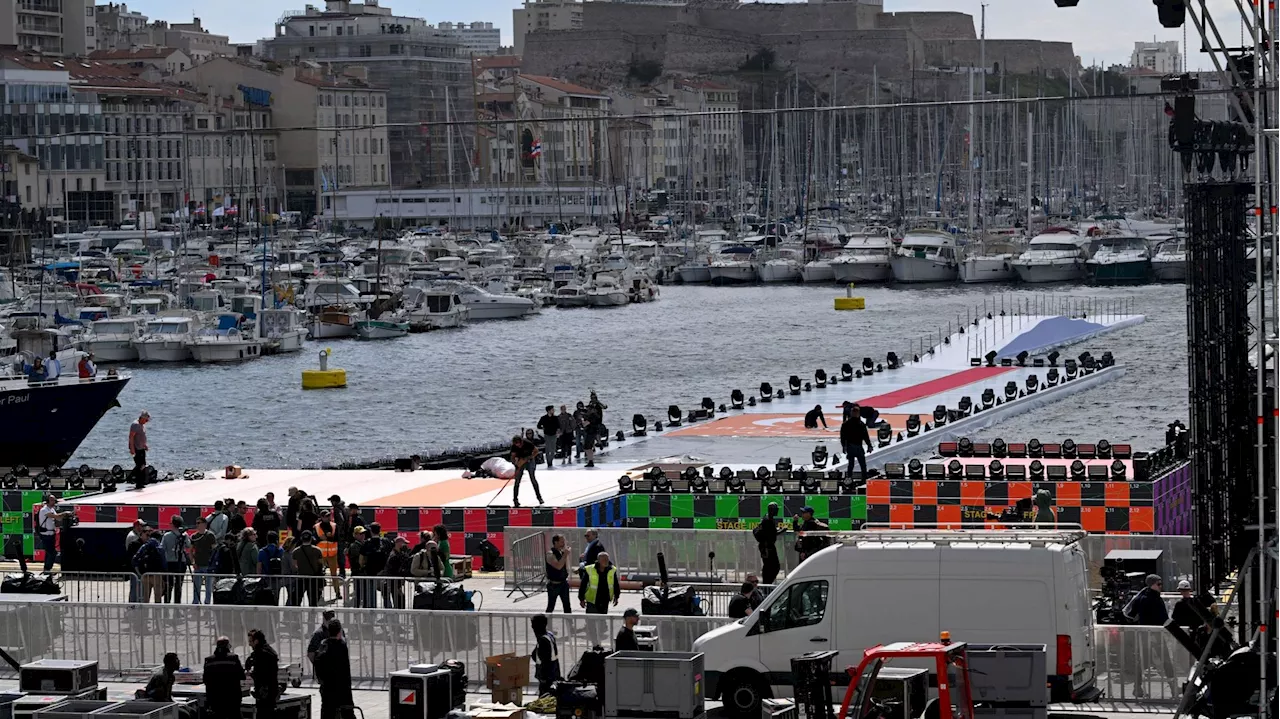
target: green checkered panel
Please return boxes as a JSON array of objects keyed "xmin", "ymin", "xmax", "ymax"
[{"xmin": 624, "ymin": 493, "xmax": 865, "ymax": 529}]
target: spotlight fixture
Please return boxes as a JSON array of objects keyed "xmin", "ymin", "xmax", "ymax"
[
  {"xmin": 13, "ymin": 465, "xmax": 28, "ymax": 478},
  {"xmin": 876, "ymin": 424, "xmax": 892, "ymax": 448},
  {"xmin": 905, "ymin": 414, "xmax": 921, "ymax": 437},
  {"xmin": 1025, "ymin": 375, "xmax": 1039, "ymax": 394},
  {"xmin": 1046, "ymin": 368, "xmax": 1060, "ymax": 387},
  {"xmin": 701, "ymin": 397, "xmax": 716, "ymax": 416},
  {"xmin": 984, "ymin": 350, "xmax": 998, "ymax": 367},
  {"xmin": 681, "ymin": 466, "xmax": 699, "ymax": 483},
  {"xmin": 1006, "ymin": 442, "xmax": 1027, "ymax": 458},
  {"xmin": 760, "ymin": 382, "xmax": 773, "ymax": 402},
  {"xmin": 79, "ymin": 464, "xmax": 92, "ymax": 477},
  {"xmin": 1029, "ymin": 459, "xmax": 1045, "ymax": 480},
  {"xmin": 838, "ymin": 473, "xmax": 861, "ymax": 493},
  {"xmin": 646, "ymin": 465, "xmax": 665, "ymax": 482},
  {"xmin": 938, "ymin": 442, "xmax": 959, "ymax": 457},
  {"xmin": 719, "ymin": 466, "xmax": 734, "ymax": 482},
  {"xmin": 101, "ymin": 477, "xmax": 116, "ymax": 492},
  {"xmin": 665, "ymin": 405, "xmax": 681, "ymax": 427},
  {"xmin": 1096, "ymin": 439, "xmax": 1113, "ymax": 459},
  {"xmin": 1069, "ymin": 460, "xmax": 1086, "ymax": 480},
  {"xmin": 690, "ymin": 473, "xmax": 708, "ymax": 493},
  {"xmin": 992, "ymin": 438, "xmax": 1007, "ymax": 457},
  {"xmin": 815, "ymin": 369, "xmax": 828, "ymax": 388},
  {"xmin": 632, "ymin": 414, "xmax": 648, "ymax": 437},
  {"xmin": 1004, "ymin": 381, "xmax": 1020, "ymax": 402},
  {"xmin": 788, "ymin": 376, "xmax": 802, "ymax": 395},
  {"xmin": 1016, "ymin": 350, "xmax": 1029, "ymax": 367},
  {"xmin": 957, "ymin": 396, "xmax": 973, "ymax": 416},
  {"xmin": 760, "ymin": 467, "xmax": 781, "ymax": 492},
  {"xmin": 618, "ymin": 475, "xmax": 634, "ymax": 492},
  {"xmin": 654, "ymin": 473, "xmax": 672, "ymax": 492},
  {"xmin": 908, "ymin": 458, "xmax": 924, "ymax": 479},
  {"xmin": 776, "ymin": 457, "xmax": 793, "ymax": 472},
  {"xmin": 1001, "ymin": 358, "xmax": 1014, "ymax": 367},
  {"xmin": 933, "ymin": 405, "xmax": 948, "ymax": 426},
  {"xmin": 34, "ymin": 473, "xmax": 49, "ymax": 490},
  {"xmin": 46, "ymin": 465, "xmax": 60, "ymax": 477},
  {"xmin": 1100, "ymin": 351, "xmax": 1115, "ymax": 368},
  {"xmin": 1087, "ymin": 465, "xmax": 1108, "ymax": 482},
  {"xmin": 1047, "ymin": 351, "xmax": 1060, "ymax": 366},
  {"xmin": 970, "ymin": 357, "xmax": 982, "ymax": 367},
  {"xmin": 886, "ymin": 352, "xmax": 900, "ymax": 370},
  {"xmin": 841, "ymin": 363, "xmax": 853, "ymax": 381},
  {"xmin": 925, "ymin": 463, "xmax": 945, "ymax": 480},
  {"xmin": 964, "ymin": 464, "xmax": 985, "ymax": 480},
  {"xmin": 1062, "ymin": 438, "xmax": 1077, "ymax": 458},
  {"xmin": 1110, "ymin": 459, "xmax": 1127, "ymax": 479},
  {"xmin": 958, "ymin": 437, "xmax": 974, "ymax": 457},
  {"xmin": 947, "ymin": 459, "xmax": 963, "ymax": 479},
  {"xmin": 811, "ymin": 445, "xmax": 829, "ymax": 469},
  {"xmin": 1064, "ymin": 359, "xmax": 1079, "ymax": 380},
  {"xmin": 1005, "ymin": 464, "xmax": 1026, "ymax": 481},
  {"xmin": 703, "ymin": 465, "xmax": 715, "ymax": 479},
  {"xmin": 1, "ymin": 473, "xmax": 15, "ymax": 490},
  {"xmin": 1042, "ymin": 442, "xmax": 1062, "ymax": 459},
  {"xmin": 110, "ymin": 465, "xmax": 124, "ymax": 480},
  {"xmin": 980, "ymin": 388, "xmax": 995, "ymax": 409},
  {"xmin": 988, "ymin": 459, "xmax": 1005, "ymax": 480},
  {"xmin": 731, "ymin": 389, "xmax": 745, "ymax": 409},
  {"xmin": 1047, "ymin": 465, "xmax": 1067, "ymax": 481},
  {"xmin": 1028, "ymin": 439, "xmax": 1043, "ymax": 458},
  {"xmin": 1079, "ymin": 351, "xmax": 1095, "ymax": 370}
]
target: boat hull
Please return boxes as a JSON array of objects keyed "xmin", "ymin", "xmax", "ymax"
[
  {"xmin": 758, "ymin": 263, "xmax": 800, "ymax": 283},
  {"xmin": 1013, "ymin": 261, "xmax": 1084, "ymax": 284},
  {"xmin": 1151, "ymin": 260, "xmax": 1187, "ymax": 282},
  {"xmin": 676, "ymin": 265, "xmax": 712, "ymax": 284},
  {"xmin": 552, "ymin": 296, "xmax": 590, "ymax": 308},
  {"xmin": 960, "ymin": 257, "xmax": 1018, "ymax": 284},
  {"xmin": 800, "ymin": 263, "xmax": 835, "ymax": 283},
  {"xmin": 0, "ymin": 375, "xmax": 130, "ymax": 467},
  {"xmin": 465, "ymin": 300, "xmax": 537, "ymax": 320},
  {"xmin": 134, "ymin": 340, "xmax": 191, "ymax": 363},
  {"xmin": 587, "ymin": 291, "xmax": 629, "ymax": 307},
  {"xmin": 190, "ymin": 341, "xmax": 265, "ymax": 363},
  {"xmin": 709, "ymin": 264, "xmax": 758, "ymax": 285},
  {"xmin": 831, "ymin": 261, "xmax": 892, "ymax": 284},
  {"xmin": 355, "ymin": 321, "xmax": 409, "ymax": 340},
  {"xmin": 1087, "ymin": 260, "xmax": 1151, "ymax": 285},
  {"xmin": 310, "ymin": 321, "xmax": 357, "ymax": 339},
  {"xmin": 263, "ymin": 330, "xmax": 307, "ymax": 354},
  {"xmin": 890, "ymin": 256, "xmax": 957, "ymax": 283},
  {"xmin": 87, "ymin": 339, "xmax": 138, "ymax": 363}
]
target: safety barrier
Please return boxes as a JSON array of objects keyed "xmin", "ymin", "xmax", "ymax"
[
  {"xmin": 1093, "ymin": 624, "xmax": 1195, "ymax": 703},
  {"xmin": 505, "ymin": 532, "xmax": 548, "ymax": 600}
]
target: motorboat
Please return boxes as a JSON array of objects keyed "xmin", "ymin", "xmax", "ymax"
[
  {"xmin": 800, "ymin": 258, "xmax": 835, "ymax": 284},
  {"xmin": 627, "ymin": 273, "xmax": 659, "ymax": 303},
  {"xmin": 830, "ymin": 230, "xmax": 894, "ymax": 284},
  {"xmin": 189, "ymin": 313, "xmax": 265, "ymax": 363},
  {"xmin": 134, "ymin": 316, "xmax": 197, "ymax": 362},
  {"xmin": 553, "ymin": 284, "xmax": 590, "ymax": 308},
  {"xmin": 301, "ymin": 278, "xmax": 370, "ymax": 309},
  {"xmin": 1087, "ymin": 236, "xmax": 1152, "ymax": 284},
  {"xmin": 257, "ymin": 307, "xmax": 307, "ymax": 353},
  {"xmin": 676, "ymin": 259, "xmax": 712, "ymax": 284},
  {"xmin": 1012, "ymin": 231, "xmax": 1091, "ymax": 283},
  {"xmin": 1151, "ymin": 238, "xmax": 1187, "ymax": 282},
  {"xmin": 889, "ymin": 229, "xmax": 959, "ymax": 283},
  {"xmin": 355, "ymin": 314, "xmax": 410, "ymax": 340},
  {"xmin": 84, "ymin": 316, "xmax": 146, "ymax": 362},
  {"xmin": 450, "ymin": 282, "xmax": 537, "ymax": 320},
  {"xmin": 309, "ymin": 304, "xmax": 363, "ymax": 339},
  {"xmin": 709, "ymin": 245, "xmax": 760, "ymax": 285},
  {"xmin": 403, "ymin": 287, "xmax": 469, "ymax": 329},
  {"xmin": 758, "ymin": 248, "xmax": 803, "ymax": 283},
  {"xmin": 586, "ymin": 275, "xmax": 630, "ymax": 307},
  {"xmin": 959, "ymin": 240, "xmax": 1021, "ymax": 284}
]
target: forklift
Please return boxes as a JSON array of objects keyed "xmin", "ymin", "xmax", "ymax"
[{"xmin": 836, "ymin": 635, "xmax": 975, "ymax": 719}]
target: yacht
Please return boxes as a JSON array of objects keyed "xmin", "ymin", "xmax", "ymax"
[
  {"xmin": 189, "ymin": 313, "xmax": 265, "ymax": 363},
  {"xmin": 830, "ymin": 230, "xmax": 895, "ymax": 284},
  {"xmin": 553, "ymin": 284, "xmax": 590, "ymax": 308},
  {"xmin": 959, "ymin": 240, "xmax": 1021, "ymax": 284},
  {"xmin": 1087, "ymin": 236, "xmax": 1152, "ymax": 284},
  {"xmin": 627, "ymin": 273, "xmax": 659, "ymax": 303},
  {"xmin": 1151, "ymin": 239, "xmax": 1187, "ymax": 282},
  {"xmin": 450, "ymin": 282, "xmax": 537, "ymax": 320},
  {"xmin": 586, "ymin": 275, "xmax": 630, "ymax": 307},
  {"xmin": 309, "ymin": 305, "xmax": 363, "ymax": 339},
  {"xmin": 257, "ymin": 308, "xmax": 307, "ymax": 353},
  {"xmin": 302, "ymin": 278, "xmax": 370, "ymax": 309},
  {"xmin": 1012, "ymin": 231, "xmax": 1091, "ymax": 283},
  {"xmin": 758, "ymin": 248, "xmax": 803, "ymax": 283},
  {"xmin": 800, "ymin": 257, "xmax": 836, "ymax": 284},
  {"xmin": 889, "ymin": 229, "xmax": 959, "ymax": 283},
  {"xmin": 709, "ymin": 244, "xmax": 761, "ymax": 285},
  {"xmin": 403, "ymin": 287, "xmax": 469, "ymax": 329},
  {"xmin": 84, "ymin": 316, "xmax": 147, "ymax": 362},
  {"xmin": 676, "ymin": 259, "xmax": 713, "ymax": 284},
  {"xmin": 134, "ymin": 316, "xmax": 197, "ymax": 362}
]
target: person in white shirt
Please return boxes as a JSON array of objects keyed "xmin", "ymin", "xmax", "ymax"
[
  {"xmin": 37, "ymin": 495, "xmax": 72, "ymax": 572},
  {"xmin": 45, "ymin": 350, "xmax": 61, "ymax": 380}
]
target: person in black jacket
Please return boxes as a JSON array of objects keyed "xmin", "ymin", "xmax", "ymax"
[
  {"xmin": 1123, "ymin": 575, "xmax": 1177, "ymax": 697},
  {"xmin": 840, "ymin": 406, "xmax": 873, "ymax": 476},
  {"xmin": 313, "ymin": 620, "xmax": 356, "ymax": 719},
  {"xmin": 245, "ymin": 629, "xmax": 279, "ymax": 716},
  {"xmin": 204, "ymin": 637, "xmax": 246, "ymax": 719},
  {"xmin": 754, "ymin": 502, "xmax": 781, "ymax": 584},
  {"xmin": 803, "ymin": 404, "xmax": 828, "ymax": 429},
  {"xmin": 537, "ymin": 406, "xmax": 560, "ymax": 469}
]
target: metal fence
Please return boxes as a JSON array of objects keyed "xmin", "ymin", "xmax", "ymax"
[
  {"xmin": 1077, "ymin": 535, "xmax": 1196, "ymax": 586},
  {"xmin": 506, "ymin": 532, "xmax": 548, "ymax": 600}
]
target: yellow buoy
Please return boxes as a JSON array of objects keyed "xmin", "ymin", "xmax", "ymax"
[
  {"xmin": 302, "ymin": 348, "xmax": 347, "ymax": 389},
  {"xmin": 835, "ymin": 283, "xmax": 865, "ymax": 310}
]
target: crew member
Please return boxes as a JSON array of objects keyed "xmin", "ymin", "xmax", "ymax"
[
  {"xmin": 128, "ymin": 410, "xmax": 151, "ymax": 488},
  {"xmin": 36, "ymin": 494, "xmax": 72, "ymax": 572},
  {"xmin": 792, "ymin": 506, "xmax": 829, "ymax": 563},
  {"xmin": 615, "ymin": 608, "xmax": 641, "ymax": 651},
  {"xmin": 531, "ymin": 614, "xmax": 561, "ymax": 697},
  {"xmin": 579, "ymin": 551, "xmax": 620, "ymax": 614},
  {"xmin": 537, "ymin": 406, "xmax": 560, "ymax": 469},
  {"xmin": 313, "ymin": 620, "xmax": 356, "ymax": 719},
  {"xmin": 580, "ymin": 528, "xmax": 605, "ymax": 569},
  {"xmin": 545, "ymin": 534, "xmax": 572, "ymax": 613},
  {"xmin": 142, "ymin": 652, "xmax": 181, "ymax": 702},
  {"xmin": 510, "ymin": 435, "xmax": 543, "ymax": 508},
  {"xmin": 203, "ymin": 637, "xmax": 246, "ymax": 719},
  {"xmin": 803, "ymin": 404, "xmax": 828, "ymax": 430},
  {"xmin": 245, "ymin": 629, "xmax": 279, "ymax": 716},
  {"xmin": 754, "ymin": 502, "xmax": 781, "ymax": 584},
  {"xmin": 839, "ymin": 406, "xmax": 873, "ymax": 477},
  {"xmin": 727, "ymin": 582, "xmax": 755, "ymax": 619}
]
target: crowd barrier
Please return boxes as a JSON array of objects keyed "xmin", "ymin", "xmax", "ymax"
[{"xmin": 0, "ymin": 598, "xmax": 1192, "ymax": 703}]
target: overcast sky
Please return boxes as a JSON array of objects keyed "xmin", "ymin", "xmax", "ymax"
[{"xmin": 124, "ymin": 0, "xmax": 1241, "ymax": 67}]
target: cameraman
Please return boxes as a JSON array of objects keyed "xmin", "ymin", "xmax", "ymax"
[
  {"xmin": 792, "ymin": 506, "xmax": 829, "ymax": 563},
  {"xmin": 36, "ymin": 494, "xmax": 73, "ymax": 572}
]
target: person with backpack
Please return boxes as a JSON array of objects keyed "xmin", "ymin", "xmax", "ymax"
[
  {"xmin": 347, "ymin": 526, "xmax": 367, "ymax": 608},
  {"xmin": 207, "ymin": 501, "xmax": 229, "ymax": 541},
  {"xmin": 160, "ymin": 517, "xmax": 192, "ymax": 604},
  {"xmin": 190, "ymin": 516, "xmax": 218, "ymax": 605},
  {"xmin": 258, "ymin": 531, "xmax": 285, "ymax": 603},
  {"xmin": 236, "ymin": 528, "xmax": 259, "ymax": 577},
  {"xmin": 381, "ymin": 536, "xmax": 412, "ymax": 609},
  {"xmin": 754, "ymin": 502, "xmax": 782, "ymax": 584},
  {"xmin": 132, "ymin": 525, "xmax": 167, "ymax": 603},
  {"xmin": 359, "ymin": 523, "xmax": 388, "ymax": 607},
  {"xmin": 292, "ymin": 531, "xmax": 326, "ymax": 607}
]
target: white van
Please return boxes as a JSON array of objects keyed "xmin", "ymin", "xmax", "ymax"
[{"xmin": 693, "ymin": 529, "xmax": 1096, "ymax": 716}]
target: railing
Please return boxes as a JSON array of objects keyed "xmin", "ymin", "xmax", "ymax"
[
  {"xmin": 1093, "ymin": 624, "xmax": 1195, "ymax": 703},
  {"xmin": 506, "ymin": 532, "xmax": 547, "ymax": 600},
  {"xmin": 1078, "ymin": 535, "xmax": 1196, "ymax": 586}
]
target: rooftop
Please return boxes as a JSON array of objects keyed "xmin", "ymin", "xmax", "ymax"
[
  {"xmin": 88, "ymin": 48, "xmax": 184, "ymax": 61},
  {"xmin": 518, "ymin": 73, "xmax": 607, "ymax": 98}
]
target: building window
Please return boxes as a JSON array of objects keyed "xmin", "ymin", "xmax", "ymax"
[{"xmin": 197, "ymin": 118, "xmax": 208, "ymax": 129}]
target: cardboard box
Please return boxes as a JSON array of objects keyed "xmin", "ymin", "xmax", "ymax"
[
  {"xmin": 484, "ymin": 653, "xmax": 530, "ymax": 691},
  {"xmin": 488, "ymin": 688, "xmax": 524, "ymax": 707},
  {"xmin": 474, "ymin": 702, "xmax": 526, "ymax": 719}
]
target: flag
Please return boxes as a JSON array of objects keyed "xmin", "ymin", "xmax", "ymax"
[
  {"xmin": 530, "ymin": 139, "xmax": 543, "ymax": 159},
  {"xmin": 1164, "ymin": 101, "xmax": 1175, "ymax": 117}
]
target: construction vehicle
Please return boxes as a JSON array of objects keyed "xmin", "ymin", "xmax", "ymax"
[{"xmin": 837, "ymin": 637, "xmax": 974, "ymax": 719}]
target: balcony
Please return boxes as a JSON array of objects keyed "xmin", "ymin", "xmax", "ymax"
[{"xmin": 18, "ymin": 0, "xmax": 62, "ymax": 16}]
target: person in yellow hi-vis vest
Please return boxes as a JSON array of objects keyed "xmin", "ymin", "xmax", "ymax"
[{"xmin": 578, "ymin": 552, "xmax": 620, "ymax": 615}]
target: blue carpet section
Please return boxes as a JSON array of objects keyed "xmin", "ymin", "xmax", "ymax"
[
  {"xmin": 997, "ymin": 317, "xmax": 1106, "ymax": 358},
  {"xmin": 579, "ymin": 496, "xmax": 626, "ymax": 527}
]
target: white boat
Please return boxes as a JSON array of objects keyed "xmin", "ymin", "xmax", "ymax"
[
  {"xmin": 189, "ymin": 314, "xmax": 264, "ymax": 363},
  {"xmin": 453, "ymin": 282, "xmax": 537, "ymax": 320},
  {"xmin": 1086, "ymin": 236, "xmax": 1151, "ymax": 284},
  {"xmin": 1012, "ymin": 231, "xmax": 1091, "ymax": 284},
  {"xmin": 257, "ymin": 307, "xmax": 307, "ymax": 353},
  {"xmin": 676, "ymin": 260, "xmax": 712, "ymax": 284},
  {"xmin": 553, "ymin": 284, "xmax": 590, "ymax": 308},
  {"xmin": 404, "ymin": 287, "xmax": 469, "ymax": 329},
  {"xmin": 959, "ymin": 241, "xmax": 1021, "ymax": 284},
  {"xmin": 759, "ymin": 249, "xmax": 803, "ymax": 283},
  {"xmin": 134, "ymin": 316, "xmax": 197, "ymax": 362},
  {"xmin": 889, "ymin": 229, "xmax": 959, "ymax": 283},
  {"xmin": 799, "ymin": 259, "xmax": 836, "ymax": 284},
  {"xmin": 709, "ymin": 245, "xmax": 760, "ymax": 285},
  {"xmin": 309, "ymin": 305, "xmax": 363, "ymax": 339},
  {"xmin": 355, "ymin": 315, "xmax": 410, "ymax": 340},
  {"xmin": 301, "ymin": 278, "xmax": 371, "ymax": 309},
  {"xmin": 84, "ymin": 316, "xmax": 146, "ymax": 362},
  {"xmin": 586, "ymin": 275, "xmax": 629, "ymax": 307},
  {"xmin": 830, "ymin": 231, "xmax": 895, "ymax": 284},
  {"xmin": 627, "ymin": 274, "xmax": 659, "ymax": 303},
  {"xmin": 1151, "ymin": 239, "xmax": 1187, "ymax": 282}
]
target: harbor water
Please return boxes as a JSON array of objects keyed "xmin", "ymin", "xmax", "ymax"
[{"xmin": 70, "ymin": 283, "xmax": 1189, "ymax": 470}]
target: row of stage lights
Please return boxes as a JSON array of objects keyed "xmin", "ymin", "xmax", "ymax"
[
  {"xmin": 619, "ymin": 464, "xmax": 863, "ymax": 495},
  {"xmin": 937, "ymin": 437, "xmax": 1135, "ymax": 460},
  {"xmin": 886, "ymin": 457, "xmax": 1137, "ymax": 482},
  {"xmin": 0, "ymin": 464, "xmax": 176, "ymax": 492}
]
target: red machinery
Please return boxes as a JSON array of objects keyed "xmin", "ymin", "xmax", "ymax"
[{"xmin": 837, "ymin": 639, "xmax": 974, "ymax": 719}]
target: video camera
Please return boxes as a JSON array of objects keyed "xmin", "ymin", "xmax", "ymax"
[{"xmin": 1094, "ymin": 561, "xmax": 1144, "ymax": 624}]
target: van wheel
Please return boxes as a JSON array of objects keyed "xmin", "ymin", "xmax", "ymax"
[{"xmin": 722, "ymin": 671, "xmax": 767, "ymax": 718}]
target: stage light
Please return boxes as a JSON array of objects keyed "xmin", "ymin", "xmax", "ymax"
[
  {"xmin": 46, "ymin": 465, "xmax": 60, "ymax": 477},
  {"xmin": 101, "ymin": 478, "xmax": 116, "ymax": 492},
  {"xmin": 1029, "ymin": 460, "xmax": 1045, "ymax": 480},
  {"xmin": 1097, "ymin": 439, "xmax": 1113, "ymax": 459},
  {"xmin": 992, "ymin": 438, "xmax": 1007, "ymax": 457},
  {"xmin": 838, "ymin": 473, "xmax": 861, "ymax": 493},
  {"xmin": 1074, "ymin": 442, "xmax": 1094, "ymax": 459},
  {"xmin": 690, "ymin": 473, "xmax": 708, "ymax": 492},
  {"xmin": 906, "ymin": 414, "xmax": 921, "ymax": 437},
  {"xmin": 980, "ymin": 388, "xmax": 995, "ymax": 409},
  {"xmin": 800, "ymin": 472, "xmax": 822, "ymax": 493},
  {"xmin": 972, "ymin": 441, "xmax": 991, "ymax": 457},
  {"xmin": 1054, "ymin": 0, "xmax": 1079, "ymax": 7},
  {"xmin": 1006, "ymin": 464, "xmax": 1026, "ymax": 481},
  {"xmin": 776, "ymin": 457, "xmax": 793, "ymax": 472},
  {"xmin": 776, "ymin": 389, "xmax": 785, "ymax": 399},
  {"xmin": 618, "ymin": 475, "xmax": 634, "ymax": 492},
  {"xmin": 958, "ymin": 396, "xmax": 973, "ymax": 416},
  {"xmin": 958, "ymin": 437, "xmax": 974, "ymax": 457},
  {"xmin": 760, "ymin": 382, "xmax": 773, "ymax": 402},
  {"xmin": 654, "ymin": 474, "xmax": 672, "ymax": 492},
  {"xmin": 988, "ymin": 460, "xmax": 1004, "ymax": 480},
  {"xmin": 886, "ymin": 352, "xmax": 900, "ymax": 369},
  {"xmin": 1064, "ymin": 359, "xmax": 1078, "ymax": 379},
  {"xmin": 1078, "ymin": 351, "xmax": 1094, "ymax": 368},
  {"xmin": 632, "ymin": 414, "xmax": 647, "ymax": 437},
  {"xmin": 1025, "ymin": 375, "xmax": 1039, "ymax": 394},
  {"xmin": 703, "ymin": 466, "xmax": 715, "ymax": 479},
  {"xmin": 1110, "ymin": 459, "xmax": 1127, "ymax": 479},
  {"xmin": 1042, "ymin": 443, "xmax": 1062, "ymax": 458},
  {"xmin": 34, "ymin": 473, "xmax": 49, "ymax": 490},
  {"xmin": 731, "ymin": 389, "xmax": 745, "ymax": 409},
  {"xmin": 701, "ymin": 397, "xmax": 716, "ymax": 415},
  {"xmin": 965, "ymin": 464, "xmax": 985, "ymax": 480},
  {"xmin": 812, "ymin": 445, "xmax": 829, "ymax": 469},
  {"xmin": 1001, "ymin": 358, "xmax": 1014, "ymax": 367},
  {"xmin": 1062, "ymin": 438, "xmax": 1077, "ymax": 458},
  {"xmin": 78, "ymin": 464, "xmax": 91, "ymax": 478},
  {"xmin": 1004, "ymin": 381, "xmax": 1020, "ymax": 402},
  {"xmin": 788, "ymin": 376, "xmax": 801, "ymax": 395},
  {"xmin": 947, "ymin": 459, "xmax": 963, "ymax": 479},
  {"xmin": 747, "ymin": 396, "xmax": 756, "ymax": 407},
  {"xmin": 841, "ymin": 363, "xmax": 853, "ymax": 381},
  {"xmin": 877, "ymin": 424, "xmax": 892, "ymax": 448},
  {"xmin": 1016, "ymin": 350, "xmax": 1029, "ymax": 367},
  {"xmin": 667, "ymin": 405, "xmax": 682, "ymax": 426},
  {"xmin": 908, "ymin": 459, "xmax": 924, "ymax": 479},
  {"xmin": 718, "ymin": 466, "xmax": 734, "ymax": 482},
  {"xmin": 1046, "ymin": 368, "xmax": 1060, "ymax": 387},
  {"xmin": 646, "ymin": 466, "xmax": 665, "ymax": 482},
  {"xmin": 1047, "ymin": 350, "xmax": 1060, "ymax": 366},
  {"xmin": 885, "ymin": 462, "xmax": 906, "ymax": 479},
  {"xmin": 1007, "ymin": 442, "xmax": 1027, "ymax": 458},
  {"xmin": 984, "ymin": 350, "xmax": 997, "ymax": 367},
  {"xmin": 13, "ymin": 465, "xmax": 28, "ymax": 478},
  {"xmin": 938, "ymin": 441, "xmax": 959, "ymax": 456},
  {"xmin": 1154, "ymin": 0, "xmax": 1185, "ymax": 28},
  {"xmin": 971, "ymin": 357, "xmax": 982, "ymax": 367},
  {"xmin": 933, "ymin": 405, "xmax": 948, "ymax": 426},
  {"xmin": 855, "ymin": 370, "xmax": 863, "ymax": 379},
  {"xmin": 1, "ymin": 473, "xmax": 14, "ymax": 490},
  {"xmin": 862, "ymin": 357, "xmax": 874, "ymax": 373},
  {"xmin": 1101, "ymin": 351, "xmax": 1115, "ymax": 368},
  {"xmin": 655, "ymin": 421, "xmax": 664, "ymax": 432},
  {"xmin": 1087, "ymin": 465, "xmax": 1107, "ymax": 482},
  {"xmin": 681, "ymin": 466, "xmax": 699, "ymax": 483},
  {"xmin": 688, "ymin": 409, "xmax": 700, "ymax": 424},
  {"xmin": 1028, "ymin": 438, "xmax": 1043, "ymax": 457},
  {"xmin": 760, "ymin": 468, "xmax": 781, "ymax": 491},
  {"xmin": 1069, "ymin": 460, "xmax": 1086, "ymax": 480},
  {"xmin": 110, "ymin": 465, "xmax": 124, "ymax": 479},
  {"xmin": 815, "ymin": 369, "xmax": 828, "ymax": 388}
]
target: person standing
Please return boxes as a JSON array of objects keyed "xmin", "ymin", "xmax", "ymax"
[
  {"xmin": 329, "ymin": 495, "xmax": 348, "ymax": 576},
  {"xmin": 530, "ymin": 614, "xmax": 561, "ymax": 697},
  {"xmin": 1123, "ymin": 575, "xmax": 1176, "ymax": 697},
  {"xmin": 537, "ymin": 406, "xmax": 560, "ymax": 469},
  {"xmin": 203, "ymin": 637, "xmax": 246, "ymax": 719},
  {"xmin": 77, "ymin": 353, "xmax": 96, "ymax": 379},
  {"xmin": 557, "ymin": 405, "xmax": 576, "ymax": 465},
  {"xmin": 510, "ymin": 435, "xmax": 544, "ymax": 508},
  {"xmin": 285, "ymin": 487, "xmax": 302, "ymax": 535},
  {"xmin": 252, "ymin": 499, "xmax": 282, "ymax": 541},
  {"xmin": 132, "ymin": 526, "xmax": 167, "ymax": 603},
  {"xmin": 245, "ymin": 629, "xmax": 279, "ymax": 717},
  {"xmin": 298, "ymin": 497, "xmax": 319, "ymax": 539},
  {"xmin": 615, "ymin": 608, "xmax": 641, "ymax": 651},
  {"xmin": 45, "ymin": 350, "xmax": 61, "ymax": 380},
  {"xmin": 587, "ymin": 391, "xmax": 607, "ymax": 424},
  {"xmin": 347, "ymin": 526, "xmax": 368, "ymax": 607},
  {"xmin": 579, "ymin": 551, "xmax": 620, "ymax": 614},
  {"xmin": 381, "ymin": 536, "xmax": 412, "ymax": 609},
  {"xmin": 236, "ymin": 528, "xmax": 259, "ymax": 576},
  {"xmin": 314, "ymin": 516, "xmax": 343, "ymax": 600},
  {"xmin": 227, "ymin": 501, "xmax": 247, "ymax": 537},
  {"xmin": 839, "ymin": 405, "xmax": 873, "ymax": 477},
  {"xmin": 128, "ymin": 411, "xmax": 151, "ymax": 487},
  {"xmin": 727, "ymin": 582, "xmax": 755, "ymax": 619},
  {"xmin": 36, "ymin": 494, "xmax": 71, "ymax": 573},
  {"xmin": 292, "ymin": 531, "xmax": 325, "ymax": 607},
  {"xmin": 126, "ymin": 520, "xmax": 146, "ymax": 602},
  {"xmin": 582, "ymin": 404, "xmax": 602, "ymax": 468},
  {"xmin": 359, "ymin": 523, "xmax": 389, "ymax": 608},
  {"xmin": 580, "ymin": 529, "xmax": 605, "ymax": 569},
  {"xmin": 207, "ymin": 501, "xmax": 229, "ymax": 542},
  {"xmin": 313, "ymin": 620, "xmax": 356, "ymax": 719},
  {"xmin": 190, "ymin": 517, "xmax": 218, "ymax": 605},
  {"xmin": 544, "ymin": 534, "xmax": 572, "ymax": 613},
  {"xmin": 572, "ymin": 401, "xmax": 588, "ymax": 460},
  {"xmin": 754, "ymin": 502, "xmax": 781, "ymax": 584},
  {"xmin": 160, "ymin": 517, "xmax": 192, "ymax": 603},
  {"xmin": 432, "ymin": 524, "xmax": 454, "ymax": 579},
  {"xmin": 792, "ymin": 507, "xmax": 829, "ymax": 563}
]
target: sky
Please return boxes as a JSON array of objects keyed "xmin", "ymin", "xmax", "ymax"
[{"xmin": 122, "ymin": 0, "xmax": 1242, "ymax": 67}]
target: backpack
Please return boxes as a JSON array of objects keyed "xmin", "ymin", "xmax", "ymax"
[
  {"xmin": 262, "ymin": 545, "xmax": 284, "ymax": 575},
  {"xmin": 210, "ymin": 544, "xmax": 235, "ymax": 575},
  {"xmin": 133, "ymin": 542, "xmax": 166, "ymax": 575}
]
